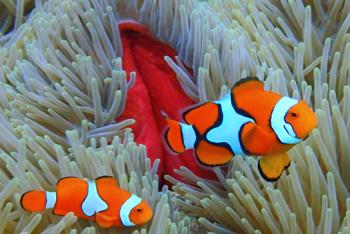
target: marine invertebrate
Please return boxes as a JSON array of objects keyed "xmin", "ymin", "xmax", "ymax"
[
  {"xmin": 117, "ymin": 22, "xmax": 217, "ymax": 182},
  {"xmin": 0, "ymin": 0, "xmax": 192, "ymax": 233},
  {"xmin": 0, "ymin": 0, "xmax": 37, "ymax": 45},
  {"xmin": 158, "ymin": 0, "xmax": 350, "ymax": 233},
  {"xmin": 0, "ymin": 130, "xmax": 190, "ymax": 233}
]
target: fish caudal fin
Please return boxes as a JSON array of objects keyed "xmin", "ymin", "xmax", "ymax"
[
  {"xmin": 164, "ymin": 119, "xmax": 196, "ymax": 154},
  {"xmin": 21, "ymin": 190, "xmax": 47, "ymax": 212},
  {"xmin": 258, "ymin": 153, "xmax": 290, "ymax": 182}
]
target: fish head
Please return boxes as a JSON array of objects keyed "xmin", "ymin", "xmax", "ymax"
[
  {"xmin": 285, "ymin": 100, "xmax": 317, "ymax": 140},
  {"xmin": 129, "ymin": 199, "xmax": 153, "ymax": 226}
]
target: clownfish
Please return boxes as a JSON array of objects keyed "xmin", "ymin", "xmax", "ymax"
[
  {"xmin": 164, "ymin": 77, "xmax": 317, "ymax": 181},
  {"xmin": 20, "ymin": 176, "xmax": 153, "ymax": 228}
]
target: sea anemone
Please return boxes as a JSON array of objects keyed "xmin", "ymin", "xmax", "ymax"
[
  {"xmin": 0, "ymin": 0, "xmax": 349, "ymax": 233},
  {"xmin": 0, "ymin": 0, "xmax": 191, "ymax": 233},
  {"xmin": 0, "ymin": 0, "xmax": 38, "ymax": 45},
  {"xmin": 162, "ymin": 0, "xmax": 350, "ymax": 233}
]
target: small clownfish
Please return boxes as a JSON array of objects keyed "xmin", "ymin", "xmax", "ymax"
[
  {"xmin": 164, "ymin": 77, "xmax": 317, "ymax": 181},
  {"xmin": 20, "ymin": 176, "xmax": 153, "ymax": 228}
]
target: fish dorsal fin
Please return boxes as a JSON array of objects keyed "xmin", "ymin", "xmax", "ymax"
[
  {"xmin": 95, "ymin": 212, "xmax": 117, "ymax": 228},
  {"xmin": 182, "ymin": 102, "xmax": 220, "ymax": 135},
  {"xmin": 231, "ymin": 77, "xmax": 264, "ymax": 96},
  {"xmin": 56, "ymin": 176, "xmax": 81, "ymax": 188},
  {"xmin": 96, "ymin": 176, "xmax": 118, "ymax": 187}
]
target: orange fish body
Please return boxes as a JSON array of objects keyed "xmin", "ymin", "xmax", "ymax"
[
  {"xmin": 164, "ymin": 77, "xmax": 317, "ymax": 181},
  {"xmin": 20, "ymin": 177, "xmax": 153, "ymax": 228}
]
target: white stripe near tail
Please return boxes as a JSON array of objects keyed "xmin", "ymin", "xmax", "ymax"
[{"xmin": 45, "ymin": 192, "xmax": 56, "ymax": 208}]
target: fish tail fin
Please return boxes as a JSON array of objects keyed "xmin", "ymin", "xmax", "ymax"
[
  {"xmin": 164, "ymin": 119, "xmax": 186, "ymax": 154},
  {"xmin": 21, "ymin": 190, "xmax": 56, "ymax": 212},
  {"xmin": 164, "ymin": 118, "xmax": 196, "ymax": 154}
]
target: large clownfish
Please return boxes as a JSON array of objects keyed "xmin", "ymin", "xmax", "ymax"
[
  {"xmin": 164, "ymin": 77, "xmax": 317, "ymax": 181},
  {"xmin": 20, "ymin": 176, "xmax": 153, "ymax": 228}
]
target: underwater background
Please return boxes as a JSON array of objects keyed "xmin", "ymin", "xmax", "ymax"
[{"xmin": 0, "ymin": 0, "xmax": 349, "ymax": 233}]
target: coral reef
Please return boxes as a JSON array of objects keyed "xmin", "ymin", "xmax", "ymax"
[{"xmin": 0, "ymin": 0, "xmax": 349, "ymax": 233}]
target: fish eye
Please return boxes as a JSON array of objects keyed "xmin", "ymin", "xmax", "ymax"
[
  {"xmin": 291, "ymin": 112, "xmax": 298, "ymax": 117},
  {"xmin": 136, "ymin": 208, "xmax": 142, "ymax": 212}
]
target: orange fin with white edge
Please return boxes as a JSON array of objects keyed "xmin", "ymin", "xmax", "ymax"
[
  {"xmin": 164, "ymin": 119, "xmax": 186, "ymax": 154},
  {"xmin": 231, "ymin": 77, "xmax": 264, "ymax": 96},
  {"xmin": 240, "ymin": 122, "xmax": 272, "ymax": 155},
  {"xmin": 194, "ymin": 139, "xmax": 233, "ymax": 166},
  {"xmin": 182, "ymin": 102, "xmax": 220, "ymax": 135},
  {"xmin": 95, "ymin": 212, "xmax": 117, "ymax": 228},
  {"xmin": 20, "ymin": 190, "xmax": 46, "ymax": 212},
  {"xmin": 258, "ymin": 153, "xmax": 290, "ymax": 182}
]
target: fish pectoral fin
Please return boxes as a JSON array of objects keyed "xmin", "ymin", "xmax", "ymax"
[
  {"xmin": 241, "ymin": 122, "xmax": 272, "ymax": 154},
  {"xmin": 95, "ymin": 212, "xmax": 117, "ymax": 228},
  {"xmin": 258, "ymin": 153, "xmax": 290, "ymax": 182}
]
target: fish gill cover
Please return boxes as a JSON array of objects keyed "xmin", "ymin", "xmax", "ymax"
[{"xmin": 0, "ymin": 0, "xmax": 349, "ymax": 234}]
